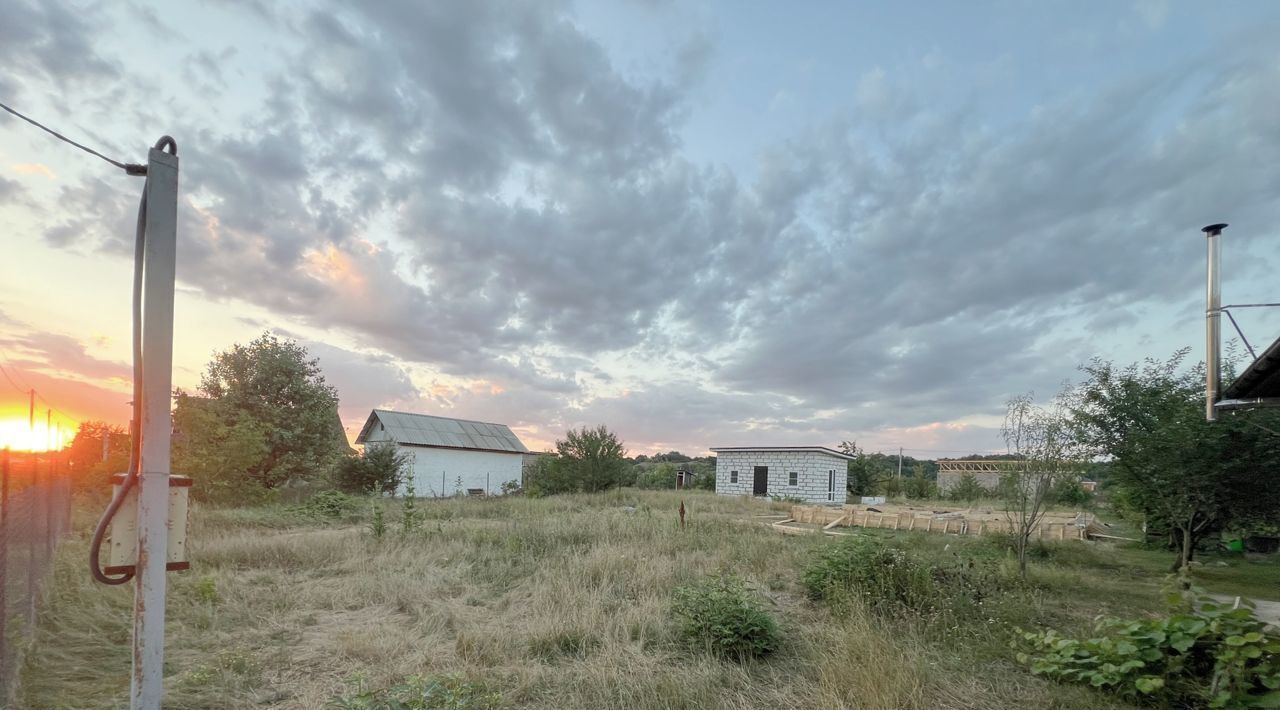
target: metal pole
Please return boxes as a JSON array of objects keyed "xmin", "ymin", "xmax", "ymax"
[
  {"xmin": 130, "ymin": 145, "xmax": 178, "ymax": 710},
  {"xmin": 897, "ymin": 448, "xmax": 903, "ymax": 479},
  {"xmin": 1203, "ymin": 223, "xmax": 1226, "ymax": 422}
]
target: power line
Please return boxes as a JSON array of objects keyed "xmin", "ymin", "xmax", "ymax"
[
  {"xmin": 0, "ymin": 100, "xmax": 146, "ymax": 176},
  {"xmin": 0, "ymin": 362, "xmax": 27, "ymax": 395}
]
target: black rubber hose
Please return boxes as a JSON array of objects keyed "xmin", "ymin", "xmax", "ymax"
[{"xmin": 88, "ymin": 183, "xmax": 147, "ymax": 585}]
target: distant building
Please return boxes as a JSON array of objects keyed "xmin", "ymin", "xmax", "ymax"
[
  {"xmin": 1080, "ymin": 480, "xmax": 1099, "ymax": 493},
  {"xmin": 710, "ymin": 446, "xmax": 852, "ymax": 505},
  {"xmin": 355, "ymin": 409, "xmax": 529, "ymax": 496}
]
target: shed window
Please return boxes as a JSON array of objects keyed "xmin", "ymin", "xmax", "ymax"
[
  {"xmin": 828, "ymin": 470, "xmax": 836, "ymax": 501},
  {"xmin": 788, "ymin": 471, "xmax": 798, "ymax": 486},
  {"xmin": 730, "ymin": 470, "xmax": 738, "ymax": 483}
]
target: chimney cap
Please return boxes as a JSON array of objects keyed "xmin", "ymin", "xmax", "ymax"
[{"xmin": 1202, "ymin": 223, "xmax": 1229, "ymax": 235}]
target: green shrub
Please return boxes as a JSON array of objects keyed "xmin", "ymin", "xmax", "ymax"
[
  {"xmin": 369, "ymin": 504, "xmax": 386, "ymax": 540},
  {"xmin": 635, "ymin": 463, "xmax": 677, "ymax": 490},
  {"xmin": 296, "ymin": 490, "xmax": 358, "ymax": 519},
  {"xmin": 1016, "ymin": 586, "xmax": 1280, "ymax": 708},
  {"xmin": 672, "ymin": 577, "xmax": 781, "ymax": 660},
  {"xmin": 331, "ymin": 443, "xmax": 411, "ymax": 495},
  {"xmin": 803, "ymin": 536, "xmax": 936, "ymax": 611},
  {"xmin": 401, "ymin": 481, "xmax": 421, "ymax": 534},
  {"xmin": 948, "ymin": 473, "xmax": 989, "ymax": 502},
  {"xmin": 328, "ymin": 673, "xmax": 501, "ymax": 710},
  {"xmin": 903, "ymin": 476, "xmax": 937, "ymax": 499},
  {"xmin": 802, "ymin": 535, "xmax": 1023, "ymax": 625}
]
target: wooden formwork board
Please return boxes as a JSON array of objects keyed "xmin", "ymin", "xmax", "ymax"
[{"xmin": 789, "ymin": 504, "xmax": 1091, "ymax": 541}]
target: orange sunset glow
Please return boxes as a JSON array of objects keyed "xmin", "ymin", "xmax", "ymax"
[{"xmin": 0, "ymin": 400, "xmax": 76, "ymax": 452}]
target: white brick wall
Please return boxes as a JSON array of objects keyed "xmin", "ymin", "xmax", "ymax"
[
  {"xmin": 715, "ymin": 450, "xmax": 847, "ymax": 505},
  {"xmin": 362, "ymin": 429, "xmax": 522, "ymax": 496}
]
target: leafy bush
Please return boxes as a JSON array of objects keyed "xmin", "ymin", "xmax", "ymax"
[
  {"xmin": 296, "ymin": 490, "xmax": 358, "ymax": 519},
  {"xmin": 635, "ymin": 463, "xmax": 677, "ymax": 490},
  {"xmin": 802, "ymin": 535, "xmax": 1022, "ymax": 625},
  {"xmin": 672, "ymin": 577, "xmax": 781, "ymax": 660},
  {"xmin": 331, "ymin": 443, "xmax": 411, "ymax": 495},
  {"xmin": 1047, "ymin": 477, "xmax": 1091, "ymax": 507},
  {"xmin": 803, "ymin": 536, "xmax": 936, "ymax": 610},
  {"xmin": 526, "ymin": 425, "xmax": 627, "ymax": 495},
  {"xmin": 903, "ymin": 476, "xmax": 937, "ymax": 499},
  {"xmin": 1016, "ymin": 587, "xmax": 1280, "ymax": 708},
  {"xmin": 328, "ymin": 673, "xmax": 501, "ymax": 710},
  {"xmin": 948, "ymin": 473, "xmax": 990, "ymax": 502}
]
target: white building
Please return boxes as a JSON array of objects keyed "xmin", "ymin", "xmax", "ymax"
[
  {"xmin": 355, "ymin": 409, "xmax": 529, "ymax": 496},
  {"xmin": 710, "ymin": 446, "xmax": 852, "ymax": 505}
]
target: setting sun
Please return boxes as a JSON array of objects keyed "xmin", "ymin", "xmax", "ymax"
[{"xmin": 0, "ymin": 416, "xmax": 74, "ymax": 452}]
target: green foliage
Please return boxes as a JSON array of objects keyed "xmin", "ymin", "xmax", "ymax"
[
  {"xmin": 332, "ymin": 443, "xmax": 411, "ymax": 495},
  {"xmin": 527, "ymin": 425, "xmax": 628, "ymax": 495},
  {"xmin": 948, "ymin": 473, "xmax": 988, "ymax": 502},
  {"xmin": 802, "ymin": 535, "xmax": 1022, "ymax": 625},
  {"xmin": 635, "ymin": 462, "xmax": 677, "ymax": 490},
  {"xmin": 499, "ymin": 478, "xmax": 521, "ymax": 495},
  {"xmin": 369, "ymin": 504, "xmax": 386, "ymax": 540},
  {"xmin": 401, "ymin": 481, "xmax": 421, "ymax": 534},
  {"xmin": 173, "ymin": 393, "xmax": 274, "ymax": 504},
  {"xmin": 1071, "ymin": 349, "xmax": 1280, "ymax": 569},
  {"xmin": 902, "ymin": 475, "xmax": 937, "ymax": 499},
  {"xmin": 296, "ymin": 490, "xmax": 359, "ymax": 519},
  {"xmin": 672, "ymin": 577, "xmax": 781, "ymax": 661},
  {"xmin": 689, "ymin": 461, "xmax": 717, "ymax": 491},
  {"xmin": 1048, "ymin": 477, "xmax": 1091, "ymax": 507},
  {"xmin": 328, "ymin": 673, "xmax": 501, "ymax": 710},
  {"xmin": 1016, "ymin": 586, "xmax": 1280, "ymax": 708},
  {"xmin": 193, "ymin": 575, "xmax": 219, "ymax": 605},
  {"xmin": 191, "ymin": 332, "xmax": 346, "ymax": 490},
  {"xmin": 65, "ymin": 421, "xmax": 130, "ymax": 491}
]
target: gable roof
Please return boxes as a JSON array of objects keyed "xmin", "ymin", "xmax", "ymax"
[
  {"xmin": 709, "ymin": 446, "xmax": 856, "ymax": 460},
  {"xmin": 355, "ymin": 409, "xmax": 528, "ymax": 454}
]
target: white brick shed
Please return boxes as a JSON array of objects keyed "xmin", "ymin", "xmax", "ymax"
[
  {"xmin": 710, "ymin": 446, "xmax": 852, "ymax": 505},
  {"xmin": 355, "ymin": 409, "xmax": 529, "ymax": 497}
]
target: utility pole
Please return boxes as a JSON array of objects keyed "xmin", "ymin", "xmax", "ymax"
[
  {"xmin": 130, "ymin": 141, "xmax": 178, "ymax": 710},
  {"xmin": 46, "ymin": 409, "xmax": 51, "ymax": 451},
  {"xmin": 897, "ymin": 447, "xmax": 903, "ymax": 479}
]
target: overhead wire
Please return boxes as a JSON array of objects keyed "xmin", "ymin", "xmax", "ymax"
[
  {"xmin": 0, "ymin": 100, "xmax": 146, "ymax": 176},
  {"xmin": 3, "ymin": 100, "xmax": 174, "ymax": 584}
]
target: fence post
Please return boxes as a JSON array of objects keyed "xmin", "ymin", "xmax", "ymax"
[
  {"xmin": 1, "ymin": 448, "xmax": 9, "ymax": 693},
  {"xmin": 26, "ymin": 456, "xmax": 38, "ymax": 626}
]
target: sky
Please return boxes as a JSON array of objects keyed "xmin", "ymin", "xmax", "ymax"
[{"xmin": 2, "ymin": 0, "xmax": 1279, "ymax": 456}]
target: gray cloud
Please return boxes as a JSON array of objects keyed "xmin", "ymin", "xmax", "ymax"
[{"xmin": 11, "ymin": 1, "xmax": 1280, "ymax": 453}]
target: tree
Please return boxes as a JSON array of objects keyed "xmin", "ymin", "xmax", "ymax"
[
  {"xmin": 1070, "ymin": 349, "xmax": 1280, "ymax": 571},
  {"xmin": 65, "ymin": 421, "xmax": 130, "ymax": 491},
  {"xmin": 172, "ymin": 394, "xmax": 272, "ymax": 503},
  {"xmin": 948, "ymin": 473, "xmax": 988, "ymax": 502},
  {"xmin": 531, "ymin": 425, "xmax": 628, "ymax": 495},
  {"xmin": 1001, "ymin": 393, "xmax": 1086, "ymax": 578},
  {"xmin": 188, "ymin": 332, "xmax": 344, "ymax": 489},
  {"xmin": 635, "ymin": 462, "xmax": 678, "ymax": 489},
  {"xmin": 331, "ymin": 443, "xmax": 411, "ymax": 495}
]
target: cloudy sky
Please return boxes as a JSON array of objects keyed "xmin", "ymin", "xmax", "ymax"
[{"xmin": 2, "ymin": 0, "xmax": 1279, "ymax": 455}]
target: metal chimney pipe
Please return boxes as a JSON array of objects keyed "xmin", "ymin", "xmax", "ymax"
[{"xmin": 1203, "ymin": 223, "xmax": 1227, "ymax": 421}]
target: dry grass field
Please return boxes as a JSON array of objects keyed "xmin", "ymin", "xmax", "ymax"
[{"xmin": 15, "ymin": 489, "xmax": 1278, "ymax": 709}]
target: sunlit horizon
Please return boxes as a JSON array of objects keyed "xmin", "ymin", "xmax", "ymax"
[{"xmin": 0, "ymin": 416, "xmax": 76, "ymax": 452}]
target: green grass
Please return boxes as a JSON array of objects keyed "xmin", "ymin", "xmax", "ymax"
[{"xmin": 15, "ymin": 490, "xmax": 1278, "ymax": 709}]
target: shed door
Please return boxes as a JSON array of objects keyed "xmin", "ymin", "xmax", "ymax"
[{"xmin": 752, "ymin": 466, "xmax": 769, "ymax": 496}]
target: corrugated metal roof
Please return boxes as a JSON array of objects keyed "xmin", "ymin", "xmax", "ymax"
[
  {"xmin": 1223, "ymin": 335, "xmax": 1280, "ymax": 400},
  {"xmin": 355, "ymin": 409, "xmax": 529, "ymax": 453}
]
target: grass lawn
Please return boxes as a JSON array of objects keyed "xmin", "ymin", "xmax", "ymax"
[{"xmin": 16, "ymin": 490, "xmax": 1279, "ymax": 709}]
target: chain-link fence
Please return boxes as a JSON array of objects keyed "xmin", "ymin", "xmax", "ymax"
[{"xmin": 0, "ymin": 450, "xmax": 72, "ymax": 703}]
